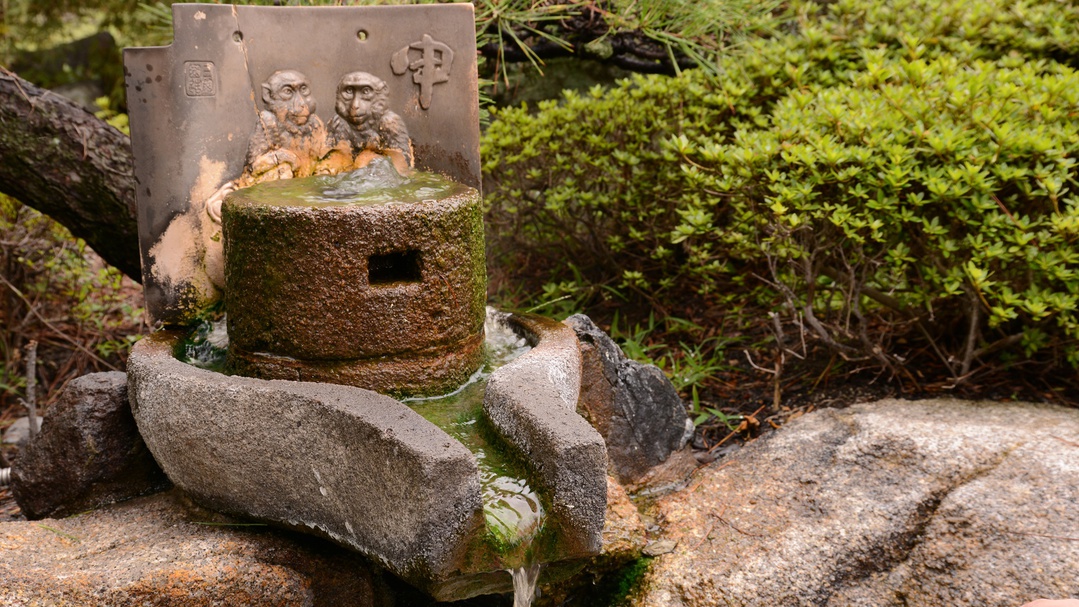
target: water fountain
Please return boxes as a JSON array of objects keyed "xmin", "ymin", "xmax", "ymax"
[{"xmin": 123, "ymin": 4, "xmax": 607, "ymax": 602}]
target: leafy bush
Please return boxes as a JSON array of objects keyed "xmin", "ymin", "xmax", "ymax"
[
  {"xmin": 483, "ymin": 70, "xmax": 734, "ymax": 299},
  {"xmin": 798, "ymin": 0, "xmax": 1079, "ymax": 67},
  {"xmin": 692, "ymin": 54, "xmax": 1079, "ymax": 371},
  {"xmin": 482, "ymin": 1, "xmax": 1079, "ymax": 374}
]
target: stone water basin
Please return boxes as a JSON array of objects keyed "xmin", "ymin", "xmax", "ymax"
[
  {"xmin": 126, "ymin": 309, "xmax": 607, "ymax": 601},
  {"xmin": 222, "ymin": 160, "xmax": 487, "ymax": 398}
]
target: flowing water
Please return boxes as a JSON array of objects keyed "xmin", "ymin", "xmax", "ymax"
[
  {"xmin": 511, "ymin": 562, "xmax": 542, "ymax": 607},
  {"xmin": 403, "ymin": 313, "xmax": 546, "ymax": 550},
  {"xmin": 179, "ymin": 317, "xmax": 229, "ymax": 371}
]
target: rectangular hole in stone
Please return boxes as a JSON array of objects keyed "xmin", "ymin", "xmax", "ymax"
[{"xmin": 368, "ymin": 250, "xmax": 422, "ymax": 285}]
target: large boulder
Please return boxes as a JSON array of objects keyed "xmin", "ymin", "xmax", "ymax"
[
  {"xmin": 564, "ymin": 314, "xmax": 692, "ymax": 486},
  {"xmin": 629, "ymin": 398, "xmax": 1079, "ymax": 607},
  {"xmin": 11, "ymin": 371, "xmax": 169, "ymax": 519},
  {"xmin": 0, "ymin": 490, "xmax": 393, "ymax": 606}
]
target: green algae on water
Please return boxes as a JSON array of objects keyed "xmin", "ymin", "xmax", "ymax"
[
  {"xmin": 239, "ymin": 156, "xmax": 468, "ymax": 208},
  {"xmin": 176, "ymin": 317, "xmax": 229, "ymax": 372},
  {"xmin": 403, "ymin": 317, "xmax": 545, "ymax": 552}
]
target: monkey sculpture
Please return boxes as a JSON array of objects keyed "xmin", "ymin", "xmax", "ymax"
[
  {"xmin": 246, "ymin": 69, "xmax": 329, "ymax": 182},
  {"xmin": 326, "ymin": 71, "xmax": 413, "ymax": 175},
  {"xmin": 207, "ymin": 70, "xmax": 329, "ymax": 223},
  {"xmin": 206, "ymin": 70, "xmax": 415, "ymax": 225}
]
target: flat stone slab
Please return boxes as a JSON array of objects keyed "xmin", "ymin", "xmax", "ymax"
[
  {"xmin": 127, "ymin": 332, "xmax": 483, "ymax": 598},
  {"xmin": 629, "ymin": 398, "xmax": 1079, "ymax": 607},
  {"xmin": 0, "ymin": 490, "xmax": 390, "ymax": 607}
]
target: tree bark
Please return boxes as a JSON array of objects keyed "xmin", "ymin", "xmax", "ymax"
[{"xmin": 0, "ymin": 69, "xmax": 140, "ymax": 282}]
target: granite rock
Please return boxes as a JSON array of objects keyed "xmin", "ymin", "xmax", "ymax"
[
  {"xmin": 11, "ymin": 372, "xmax": 169, "ymax": 519},
  {"xmin": 565, "ymin": 314, "xmax": 692, "ymax": 485},
  {"xmin": 0, "ymin": 490, "xmax": 392, "ymax": 607},
  {"xmin": 629, "ymin": 399, "xmax": 1079, "ymax": 607}
]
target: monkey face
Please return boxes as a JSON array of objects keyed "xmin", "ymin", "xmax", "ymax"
[
  {"xmin": 263, "ymin": 70, "xmax": 316, "ymax": 127},
  {"xmin": 335, "ymin": 72, "xmax": 388, "ymax": 129}
]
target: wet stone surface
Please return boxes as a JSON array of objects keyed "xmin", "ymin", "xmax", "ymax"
[
  {"xmin": 223, "ymin": 164, "xmax": 486, "ymax": 397},
  {"xmin": 484, "ymin": 313, "xmax": 608, "ymax": 560},
  {"xmin": 565, "ymin": 314, "xmax": 692, "ymax": 487},
  {"xmin": 403, "ymin": 314, "xmax": 542, "ymax": 553}
]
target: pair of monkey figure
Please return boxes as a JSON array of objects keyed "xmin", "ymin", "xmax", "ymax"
[{"xmin": 206, "ymin": 69, "xmax": 412, "ymax": 223}]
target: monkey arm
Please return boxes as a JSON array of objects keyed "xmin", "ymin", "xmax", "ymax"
[
  {"xmin": 379, "ymin": 112, "xmax": 413, "ymax": 168},
  {"xmin": 250, "ymin": 149, "xmax": 301, "ymax": 176},
  {"xmin": 245, "ymin": 112, "xmax": 278, "ymax": 168},
  {"xmin": 315, "ymin": 141, "xmax": 356, "ymax": 176}
]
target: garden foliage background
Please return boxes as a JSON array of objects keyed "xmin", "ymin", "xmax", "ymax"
[{"xmin": 1, "ymin": 0, "xmax": 1077, "ymax": 439}]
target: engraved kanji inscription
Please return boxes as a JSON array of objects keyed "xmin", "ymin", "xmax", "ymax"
[
  {"xmin": 184, "ymin": 61, "xmax": 216, "ymax": 97},
  {"xmin": 390, "ymin": 34, "xmax": 453, "ymax": 110}
]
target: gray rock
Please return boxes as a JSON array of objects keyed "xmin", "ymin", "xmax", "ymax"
[
  {"xmin": 0, "ymin": 478, "xmax": 646, "ymax": 607},
  {"xmin": 11, "ymin": 372, "xmax": 169, "ymax": 519},
  {"xmin": 127, "ymin": 332, "xmax": 484, "ymax": 601},
  {"xmin": 0, "ymin": 490, "xmax": 393, "ymax": 606},
  {"xmin": 629, "ymin": 399, "xmax": 1079, "ymax": 607},
  {"xmin": 2, "ymin": 415, "xmax": 44, "ymax": 446},
  {"xmin": 485, "ymin": 313, "xmax": 608, "ymax": 557},
  {"xmin": 564, "ymin": 314, "xmax": 692, "ymax": 485}
]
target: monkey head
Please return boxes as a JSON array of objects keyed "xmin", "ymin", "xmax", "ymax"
[
  {"xmin": 335, "ymin": 72, "xmax": 388, "ymax": 130},
  {"xmin": 262, "ymin": 70, "xmax": 316, "ymax": 127}
]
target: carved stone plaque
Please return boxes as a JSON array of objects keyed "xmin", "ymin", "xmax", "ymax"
[{"xmin": 124, "ymin": 4, "xmax": 480, "ymax": 325}]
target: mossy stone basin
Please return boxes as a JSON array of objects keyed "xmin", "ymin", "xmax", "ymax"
[{"xmin": 222, "ymin": 161, "xmax": 486, "ymax": 397}]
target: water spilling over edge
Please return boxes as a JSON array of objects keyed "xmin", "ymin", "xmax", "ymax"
[
  {"xmin": 403, "ymin": 310, "xmax": 544, "ymax": 551},
  {"xmin": 512, "ymin": 563, "xmax": 542, "ymax": 607}
]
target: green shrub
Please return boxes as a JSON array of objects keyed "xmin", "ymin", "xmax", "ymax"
[
  {"xmin": 691, "ymin": 54, "xmax": 1079, "ymax": 369},
  {"xmin": 797, "ymin": 0, "xmax": 1079, "ymax": 67},
  {"xmin": 483, "ymin": 70, "xmax": 734, "ymax": 299},
  {"xmin": 483, "ymin": 27, "xmax": 898, "ymax": 302},
  {"xmin": 482, "ymin": 4, "xmax": 1079, "ymax": 372},
  {"xmin": 0, "ymin": 195, "xmax": 144, "ymax": 412}
]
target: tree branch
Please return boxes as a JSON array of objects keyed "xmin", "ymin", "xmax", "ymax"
[
  {"xmin": 0, "ymin": 68, "xmax": 140, "ymax": 282},
  {"xmin": 479, "ymin": 26, "xmax": 699, "ymax": 75}
]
